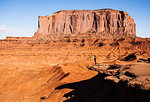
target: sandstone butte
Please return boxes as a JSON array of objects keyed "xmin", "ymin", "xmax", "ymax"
[
  {"xmin": 0, "ymin": 9, "xmax": 150, "ymax": 102},
  {"xmin": 35, "ymin": 9, "xmax": 136, "ymax": 38}
]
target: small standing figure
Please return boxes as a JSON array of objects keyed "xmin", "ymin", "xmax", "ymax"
[{"xmin": 94, "ymin": 56, "xmax": 96, "ymax": 65}]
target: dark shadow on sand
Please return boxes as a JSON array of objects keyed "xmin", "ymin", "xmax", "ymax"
[{"xmin": 56, "ymin": 73, "xmax": 150, "ymax": 102}]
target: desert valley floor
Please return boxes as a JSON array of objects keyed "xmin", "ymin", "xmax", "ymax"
[{"xmin": 0, "ymin": 35, "xmax": 150, "ymax": 102}]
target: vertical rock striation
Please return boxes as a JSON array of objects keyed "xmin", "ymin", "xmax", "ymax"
[{"xmin": 36, "ymin": 9, "xmax": 136, "ymax": 37}]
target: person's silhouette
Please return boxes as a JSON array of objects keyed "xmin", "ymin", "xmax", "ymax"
[{"xmin": 94, "ymin": 56, "xmax": 96, "ymax": 65}]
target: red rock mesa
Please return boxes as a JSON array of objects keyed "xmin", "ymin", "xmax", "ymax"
[{"xmin": 35, "ymin": 9, "xmax": 136, "ymax": 37}]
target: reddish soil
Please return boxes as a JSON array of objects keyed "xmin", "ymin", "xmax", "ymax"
[{"xmin": 0, "ymin": 35, "xmax": 150, "ymax": 102}]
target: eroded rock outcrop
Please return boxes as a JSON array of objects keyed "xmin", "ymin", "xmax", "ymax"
[
  {"xmin": 87, "ymin": 63, "xmax": 150, "ymax": 90},
  {"xmin": 35, "ymin": 9, "xmax": 136, "ymax": 37}
]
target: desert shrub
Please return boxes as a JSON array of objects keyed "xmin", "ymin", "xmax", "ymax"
[{"xmin": 98, "ymin": 42, "xmax": 104, "ymax": 47}]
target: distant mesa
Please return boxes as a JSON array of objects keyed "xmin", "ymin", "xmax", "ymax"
[
  {"xmin": 1, "ymin": 36, "xmax": 33, "ymax": 41},
  {"xmin": 35, "ymin": 9, "xmax": 136, "ymax": 38},
  {"xmin": 6, "ymin": 36, "xmax": 32, "ymax": 40}
]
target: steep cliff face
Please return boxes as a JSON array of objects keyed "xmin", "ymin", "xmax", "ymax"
[{"xmin": 36, "ymin": 9, "xmax": 136, "ymax": 37}]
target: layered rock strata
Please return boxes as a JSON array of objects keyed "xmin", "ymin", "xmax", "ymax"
[{"xmin": 36, "ymin": 9, "xmax": 136, "ymax": 37}]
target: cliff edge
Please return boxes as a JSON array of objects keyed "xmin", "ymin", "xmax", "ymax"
[{"xmin": 35, "ymin": 9, "xmax": 136, "ymax": 38}]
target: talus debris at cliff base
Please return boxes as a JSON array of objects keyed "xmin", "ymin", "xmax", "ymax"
[{"xmin": 34, "ymin": 9, "xmax": 136, "ymax": 40}]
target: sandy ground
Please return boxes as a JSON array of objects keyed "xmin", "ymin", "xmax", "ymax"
[{"xmin": 0, "ymin": 36, "xmax": 150, "ymax": 102}]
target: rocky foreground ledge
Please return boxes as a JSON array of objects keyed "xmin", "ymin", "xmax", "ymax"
[{"xmin": 87, "ymin": 62, "xmax": 150, "ymax": 90}]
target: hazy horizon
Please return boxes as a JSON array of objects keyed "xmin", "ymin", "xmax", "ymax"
[{"xmin": 0, "ymin": 0, "xmax": 150, "ymax": 39}]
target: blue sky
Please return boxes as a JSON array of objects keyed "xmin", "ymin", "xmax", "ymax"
[{"xmin": 0, "ymin": 0, "xmax": 150, "ymax": 39}]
